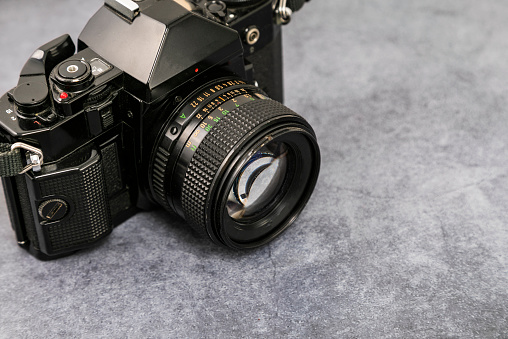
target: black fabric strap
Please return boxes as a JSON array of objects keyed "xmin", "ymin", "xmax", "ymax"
[{"xmin": 0, "ymin": 143, "xmax": 25, "ymax": 177}]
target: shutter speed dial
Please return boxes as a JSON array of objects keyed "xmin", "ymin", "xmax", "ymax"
[{"xmin": 52, "ymin": 60, "xmax": 94, "ymax": 92}]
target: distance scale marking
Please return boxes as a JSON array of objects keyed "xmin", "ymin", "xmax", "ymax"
[
  {"xmin": 165, "ymin": 80, "xmax": 249, "ymax": 142},
  {"xmin": 181, "ymin": 90, "xmax": 265, "ymax": 161},
  {"xmin": 187, "ymin": 79, "xmax": 248, "ymax": 112}
]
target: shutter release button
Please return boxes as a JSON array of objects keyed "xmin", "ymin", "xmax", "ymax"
[{"xmin": 59, "ymin": 60, "xmax": 88, "ymax": 79}]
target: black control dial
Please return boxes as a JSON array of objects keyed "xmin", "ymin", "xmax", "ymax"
[{"xmin": 52, "ymin": 59, "xmax": 94, "ymax": 92}]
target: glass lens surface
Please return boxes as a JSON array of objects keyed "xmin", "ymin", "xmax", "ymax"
[{"xmin": 227, "ymin": 141, "xmax": 289, "ymax": 220}]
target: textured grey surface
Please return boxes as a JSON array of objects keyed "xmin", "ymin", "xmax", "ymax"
[{"xmin": 1, "ymin": 0, "xmax": 508, "ymax": 338}]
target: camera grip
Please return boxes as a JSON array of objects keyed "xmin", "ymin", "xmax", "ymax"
[{"xmin": 12, "ymin": 150, "xmax": 112, "ymax": 257}]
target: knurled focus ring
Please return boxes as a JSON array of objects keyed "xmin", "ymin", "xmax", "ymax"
[{"xmin": 180, "ymin": 99, "xmax": 304, "ymax": 238}]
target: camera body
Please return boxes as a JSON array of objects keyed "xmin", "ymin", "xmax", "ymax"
[{"xmin": 0, "ymin": 0, "xmax": 318, "ymax": 260}]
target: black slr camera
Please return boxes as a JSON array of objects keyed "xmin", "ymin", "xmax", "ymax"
[{"xmin": 0, "ymin": 0, "xmax": 320, "ymax": 259}]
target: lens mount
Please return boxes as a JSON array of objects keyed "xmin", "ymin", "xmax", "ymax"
[{"xmin": 149, "ymin": 78, "xmax": 320, "ymax": 249}]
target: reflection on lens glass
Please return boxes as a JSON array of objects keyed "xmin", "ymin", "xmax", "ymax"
[{"xmin": 227, "ymin": 141, "xmax": 289, "ymax": 220}]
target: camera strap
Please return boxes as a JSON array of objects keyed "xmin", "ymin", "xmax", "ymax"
[{"xmin": 0, "ymin": 143, "xmax": 43, "ymax": 177}]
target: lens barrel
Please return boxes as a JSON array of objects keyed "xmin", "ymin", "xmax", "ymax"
[{"xmin": 150, "ymin": 79, "xmax": 320, "ymax": 249}]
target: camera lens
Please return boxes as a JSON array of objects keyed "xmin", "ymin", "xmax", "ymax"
[{"xmin": 149, "ymin": 79, "xmax": 320, "ymax": 249}]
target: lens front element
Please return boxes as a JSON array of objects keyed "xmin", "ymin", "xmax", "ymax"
[{"xmin": 227, "ymin": 141, "xmax": 289, "ymax": 220}]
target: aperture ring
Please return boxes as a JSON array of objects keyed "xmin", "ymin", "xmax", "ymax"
[{"xmin": 150, "ymin": 79, "xmax": 251, "ymax": 211}]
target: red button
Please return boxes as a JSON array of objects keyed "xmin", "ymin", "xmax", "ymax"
[{"xmin": 60, "ymin": 92, "xmax": 68, "ymax": 100}]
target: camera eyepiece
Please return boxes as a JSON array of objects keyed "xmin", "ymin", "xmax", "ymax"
[{"xmin": 150, "ymin": 79, "xmax": 320, "ymax": 249}]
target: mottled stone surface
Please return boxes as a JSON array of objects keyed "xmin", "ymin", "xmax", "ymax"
[{"xmin": 1, "ymin": 0, "xmax": 508, "ymax": 337}]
